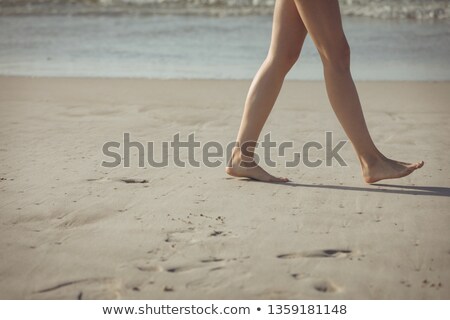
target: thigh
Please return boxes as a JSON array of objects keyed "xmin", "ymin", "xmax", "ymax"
[
  {"xmin": 268, "ymin": 0, "xmax": 308, "ymax": 58},
  {"xmin": 293, "ymin": 0, "xmax": 347, "ymax": 51}
]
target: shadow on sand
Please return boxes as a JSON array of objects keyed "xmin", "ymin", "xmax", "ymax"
[
  {"xmin": 284, "ymin": 182, "xmax": 450, "ymax": 197},
  {"xmin": 235, "ymin": 178, "xmax": 450, "ymax": 197}
]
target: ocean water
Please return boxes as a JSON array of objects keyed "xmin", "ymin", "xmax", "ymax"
[
  {"xmin": 0, "ymin": 14, "xmax": 449, "ymax": 80},
  {"xmin": 2, "ymin": 0, "xmax": 449, "ymax": 20}
]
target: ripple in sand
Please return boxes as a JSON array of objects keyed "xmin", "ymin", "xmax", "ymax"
[{"xmin": 277, "ymin": 249, "xmax": 353, "ymax": 259}]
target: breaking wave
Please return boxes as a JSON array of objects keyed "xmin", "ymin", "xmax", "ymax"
[{"xmin": 0, "ymin": 0, "xmax": 449, "ymax": 20}]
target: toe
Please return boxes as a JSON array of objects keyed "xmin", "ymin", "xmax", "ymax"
[
  {"xmin": 272, "ymin": 176, "xmax": 289, "ymax": 183},
  {"xmin": 410, "ymin": 161, "xmax": 423, "ymax": 170},
  {"xmin": 406, "ymin": 163, "xmax": 419, "ymax": 171}
]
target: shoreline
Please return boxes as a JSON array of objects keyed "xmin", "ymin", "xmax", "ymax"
[{"xmin": 2, "ymin": 75, "xmax": 450, "ymax": 82}]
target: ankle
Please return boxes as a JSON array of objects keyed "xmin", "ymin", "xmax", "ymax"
[
  {"xmin": 229, "ymin": 148, "xmax": 255, "ymax": 168},
  {"xmin": 358, "ymin": 152, "xmax": 384, "ymax": 169}
]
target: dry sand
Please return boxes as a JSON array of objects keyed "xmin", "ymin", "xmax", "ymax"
[{"xmin": 0, "ymin": 76, "xmax": 449, "ymax": 299}]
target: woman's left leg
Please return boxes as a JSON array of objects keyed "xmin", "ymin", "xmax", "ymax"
[{"xmin": 293, "ymin": 0, "xmax": 424, "ymax": 183}]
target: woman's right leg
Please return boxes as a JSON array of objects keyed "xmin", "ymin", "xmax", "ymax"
[{"xmin": 226, "ymin": 0, "xmax": 307, "ymax": 182}]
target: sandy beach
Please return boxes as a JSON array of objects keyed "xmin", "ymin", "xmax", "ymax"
[{"xmin": 0, "ymin": 76, "xmax": 449, "ymax": 299}]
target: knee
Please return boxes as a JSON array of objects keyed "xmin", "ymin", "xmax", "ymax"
[
  {"xmin": 318, "ymin": 37, "xmax": 351, "ymax": 72},
  {"xmin": 266, "ymin": 47, "xmax": 301, "ymax": 74}
]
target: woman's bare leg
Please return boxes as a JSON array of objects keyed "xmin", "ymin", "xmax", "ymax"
[
  {"xmin": 293, "ymin": 0, "xmax": 424, "ymax": 183},
  {"xmin": 226, "ymin": 0, "xmax": 307, "ymax": 182}
]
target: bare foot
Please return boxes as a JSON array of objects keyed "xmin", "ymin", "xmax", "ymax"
[
  {"xmin": 362, "ymin": 156, "xmax": 424, "ymax": 184},
  {"xmin": 226, "ymin": 151, "xmax": 289, "ymax": 183}
]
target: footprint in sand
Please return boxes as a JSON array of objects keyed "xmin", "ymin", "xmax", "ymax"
[
  {"xmin": 291, "ymin": 273, "xmax": 309, "ymax": 280},
  {"xmin": 33, "ymin": 277, "xmax": 122, "ymax": 299},
  {"xmin": 209, "ymin": 230, "xmax": 224, "ymax": 237},
  {"xmin": 166, "ymin": 265, "xmax": 200, "ymax": 273},
  {"xmin": 122, "ymin": 258, "xmax": 164, "ymax": 273},
  {"xmin": 86, "ymin": 177, "xmax": 112, "ymax": 183},
  {"xmin": 200, "ymin": 257, "xmax": 224, "ymax": 263},
  {"xmin": 277, "ymin": 249, "xmax": 352, "ymax": 259},
  {"xmin": 119, "ymin": 178, "xmax": 149, "ymax": 184},
  {"xmin": 87, "ymin": 177, "xmax": 149, "ymax": 184},
  {"xmin": 312, "ymin": 280, "xmax": 340, "ymax": 293},
  {"xmin": 164, "ymin": 228, "xmax": 196, "ymax": 243},
  {"xmin": 166, "ymin": 257, "xmax": 224, "ymax": 273},
  {"xmin": 137, "ymin": 265, "xmax": 165, "ymax": 272}
]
